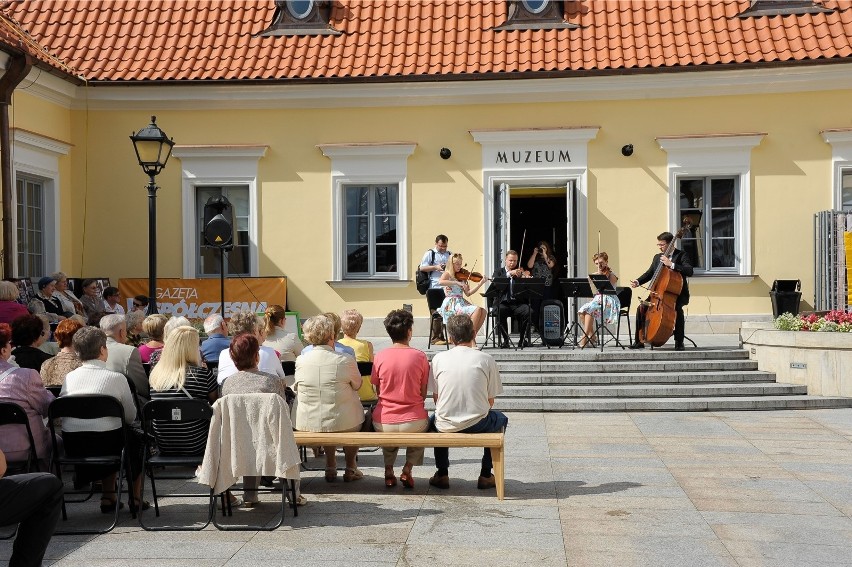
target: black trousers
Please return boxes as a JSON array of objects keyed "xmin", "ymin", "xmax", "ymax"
[
  {"xmin": 0, "ymin": 473, "xmax": 64, "ymax": 567},
  {"xmin": 496, "ymin": 299, "xmax": 531, "ymax": 343},
  {"xmin": 634, "ymin": 303, "xmax": 686, "ymax": 345}
]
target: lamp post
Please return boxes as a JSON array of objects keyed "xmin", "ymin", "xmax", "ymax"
[{"xmin": 130, "ymin": 116, "xmax": 174, "ymax": 315}]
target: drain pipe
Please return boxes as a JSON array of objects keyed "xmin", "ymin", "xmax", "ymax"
[{"xmin": 0, "ymin": 51, "xmax": 32, "ymax": 279}]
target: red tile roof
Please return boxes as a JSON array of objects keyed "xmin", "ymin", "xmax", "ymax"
[
  {"xmin": 5, "ymin": 0, "xmax": 852, "ymax": 83},
  {"xmin": 0, "ymin": 6, "xmax": 79, "ymax": 78}
]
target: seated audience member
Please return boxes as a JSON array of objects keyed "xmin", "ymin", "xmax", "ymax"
[
  {"xmin": 125, "ymin": 310, "xmax": 146, "ymax": 348},
  {"xmin": 0, "ymin": 280, "xmax": 29, "ymax": 325},
  {"xmin": 28, "ymin": 276, "xmax": 68, "ymax": 323},
  {"xmin": 337, "ymin": 308, "xmax": 376, "ymax": 402},
  {"xmin": 200, "ymin": 313, "xmax": 230, "ymax": 364},
  {"xmin": 294, "ymin": 315, "xmax": 364, "ymax": 483},
  {"xmin": 102, "ymin": 287, "xmax": 124, "ymax": 315},
  {"xmin": 149, "ymin": 325, "xmax": 217, "ymax": 455},
  {"xmin": 300, "ymin": 312, "xmax": 355, "ymax": 358},
  {"xmin": 147, "ymin": 315, "xmax": 192, "ymax": 366},
  {"xmin": 99, "ymin": 313, "xmax": 149, "ymax": 402},
  {"xmin": 217, "ymin": 311, "xmax": 285, "ymax": 384},
  {"xmin": 131, "ymin": 295, "xmax": 149, "ymax": 313},
  {"xmin": 371, "ymin": 309, "xmax": 429, "ymax": 489},
  {"xmin": 221, "ymin": 333, "xmax": 295, "ymax": 507},
  {"xmin": 138, "ymin": 314, "xmax": 167, "ymax": 363},
  {"xmin": 428, "ymin": 314, "xmax": 508, "ymax": 492},
  {"xmin": 51, "ymin": 272, "xmax": 85, "ymax": 318},
  {"xmin": 40, "ymin": 318, "xmax": 85, "ymax": 388},
  {"xmin": 262, "ymin": 305, "xmax": 303, "ymax": 362},
  {"xmin": 61, "ymin": 326, "xmax": 148, "ymax": 513},
  {"xmin": 0, "ymin": 322, "xmax": 55, "ymax": 470},
  {"xmin": 78, "ymin": 279, "xmax": 104, "ymax": 324},
  {"xmin": 10, "ymin": 314, "xmax": 53, "ymax": 372},
  {"xmin": 0, "ymin": 448, "xmax": 64, "ymax": 567}
]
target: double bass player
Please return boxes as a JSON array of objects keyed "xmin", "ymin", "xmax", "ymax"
[{"xmin": 629, "ymin": 231, "xmax": 693, "ymax": 351}]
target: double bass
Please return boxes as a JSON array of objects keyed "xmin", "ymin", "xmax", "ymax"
[{"xmin": 637, "ymin": 219, "xmax": 692, "ymax": 347}]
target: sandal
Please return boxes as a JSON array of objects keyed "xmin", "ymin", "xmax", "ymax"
[
  {"xmin": 99, "ymin": 498, "xmax": 124, "ymax": 514},
  {"xmin": 325, "ymin": 467, "xmax": 338, "ymax": 483},
  {"xmin": 218, "ymin": 494, "xmax": 243, "ymax": 510},
  {"xmin": 343, "ymin": 467, "xmax": 364, "ymax": 482},
  {"xmin": 291, "ymin": 494, "xmax": 308, "ymax": 507},
  {"xmin": 399, "ymin": 471, "xmax": 415, "ymax": 489},
  {"xmin": 385, "ymin": 472, "xmax": 398, "ymax": 488}
]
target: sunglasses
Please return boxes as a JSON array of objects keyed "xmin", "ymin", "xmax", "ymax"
[{"xmin": 133, "ymin": 303, "xmax": 144, "ymax": 308}]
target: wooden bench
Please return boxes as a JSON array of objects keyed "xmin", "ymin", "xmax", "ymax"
[{"xmin": 293, "ymin": 431, "xmax": 506, "ymax": 500}]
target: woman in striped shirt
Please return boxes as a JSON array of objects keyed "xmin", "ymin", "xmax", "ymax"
[{"xmin": 148, "ymin": 326, "xmax": 217, "ymax": 456}]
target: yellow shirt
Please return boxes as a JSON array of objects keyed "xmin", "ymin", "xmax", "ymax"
[{"xmin": 338, "ymin": 336, "xmax": 376, "ymax": 401}]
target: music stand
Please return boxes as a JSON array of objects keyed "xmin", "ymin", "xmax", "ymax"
[
  {"xmin": 481, "ymin": 278, "xmax": 514, "ymax": 350},
  {"xmin": 588, "ymin": 274, "xmax": 622, "ymax": 351},
  {"xmin": 511, "ymin": 278, "xmax": 545, "ymax": 349},
  {"xmin": 558, "ymin": 278, "xmax": 594, "ymax": 349}
]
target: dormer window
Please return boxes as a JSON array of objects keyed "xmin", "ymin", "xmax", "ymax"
[
  {"xmin": 287, "ymin": 0, "xmax": 314, "ymax": 19},
  {"xmin": 738, "ymin": 0, "xmax": 834, "ymax": 17},
  {"xmin": 257, "ymin": 0, "xmax": 341, "ymax": 37},
  {"xmin": 494, "ymin": 0, "xmax": 578, "ymax": 31}
]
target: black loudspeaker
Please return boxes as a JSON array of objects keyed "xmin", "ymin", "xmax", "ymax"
[{"xmin": 203, "ymin": 196, "xmax": 233, "ymax": 248}]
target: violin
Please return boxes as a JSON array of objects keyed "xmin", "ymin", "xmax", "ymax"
[{"xmin": 456, "ymin": 268, "xmax": 484, "ymax": 282}]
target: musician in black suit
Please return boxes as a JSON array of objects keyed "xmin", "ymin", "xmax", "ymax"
[
  {"xmin": 490, "ymin": 250, "xmax": 532, "ymax": 348},
  {"xmin": 629, "ymin": 231, "xmax": 693, "ymax": 351}
]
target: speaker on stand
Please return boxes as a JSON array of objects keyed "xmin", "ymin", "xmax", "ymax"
[{"xmin": 203, "ymin": 196, "xmax": 233, "ymax": 318}]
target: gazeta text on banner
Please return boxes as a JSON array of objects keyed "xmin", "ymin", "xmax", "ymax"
[{"xmin": 118, "ymin": 277, "xmax": 287, "ymax": 319}]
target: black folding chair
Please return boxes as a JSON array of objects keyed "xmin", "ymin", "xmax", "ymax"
[
  {"xmin": 0, "ymin": 401, "xmax": 40, "ymax": 475},
  {"xmin": 139, "ymin": 399, "xmax": 215, "ymax": 531},
  {"xmin": 0, "ymin": 401, "xmax": 40, "ymax": 540},
  {"xmin": 48, "ymin": 395, "xmax": 132, "ymax": 535}
]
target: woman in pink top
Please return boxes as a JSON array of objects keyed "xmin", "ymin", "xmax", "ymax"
[{"xmin": 370, "ymin": 309, "xmax": 430, "ymax": 489}]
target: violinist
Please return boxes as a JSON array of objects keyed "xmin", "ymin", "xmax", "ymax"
[
  {"xmin": 629, "ymin": 231, "xmax": 693, "ymax": 351},
  {"xmin": 489, "ymin": 250, "xmax": 532, "ymax": 348},
  {"xmin": 578, "ymin": 252, "xmax": 620, "ymax": 348},
  {"xmin": 437, "ymin": 253, "xmax": 488, "ymax": 338}
]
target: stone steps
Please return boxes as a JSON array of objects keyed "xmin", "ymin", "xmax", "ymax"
[
  {"xmin": 502, "ymin": 371, "xmax": 772, "ymax": 385},
  {"xmin": 466, "ymin": 346, "xmax": 852, "ymax": 412},
  {"xmin": 500, "ymin": 382, "xmax": 807, "ymax": 398}
]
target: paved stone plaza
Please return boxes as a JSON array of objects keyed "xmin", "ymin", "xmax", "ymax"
[{"xmin": 4, "ymin": 407, "xmax": 852, "ymax": 567}]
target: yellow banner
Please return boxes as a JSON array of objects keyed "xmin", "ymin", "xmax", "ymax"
[
  {"xmin": 846, "ymin": 232, "xmax": 852, "ymax": 305},
  {"xmin": 118, "ymin": 277, "xmax": 286, "ymax": 320}
]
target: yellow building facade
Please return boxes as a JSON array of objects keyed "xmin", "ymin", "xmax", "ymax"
[{"xmin": 8, "ymin": 67, "xmax": 852, "ymax": 331}]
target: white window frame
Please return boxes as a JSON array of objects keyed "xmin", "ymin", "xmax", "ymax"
[
  {"xmin": 172, "ymin": 146, "xmax": 267, "ymax": 278},
  {"xmin": 11, "ymin": 129, "xmax": 70, "ymax": 278},
  {"xmin": 821, "ymin": 129, "xmax": 852, "ymax": 210},
  {"xmin": 319, "ymin": 143, "xmax": 415, "ymax": 286},
  {"xmin": 657, "ymin": 133, "xmax": 764, "ymax": 282}
]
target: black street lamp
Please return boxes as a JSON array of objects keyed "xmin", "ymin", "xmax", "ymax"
[{"xmin": 130, "ymin": 116, "xmax": 174, "ymax": 315}]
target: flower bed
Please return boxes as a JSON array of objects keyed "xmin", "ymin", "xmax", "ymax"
[{"xmin": 774, "ymin": 310, "xmax": 852, "ymax": 332}]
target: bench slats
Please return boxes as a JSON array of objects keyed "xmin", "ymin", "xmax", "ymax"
[{"xmin": 293, "ymin": 432, "xmax": 503, "ymax": 448}]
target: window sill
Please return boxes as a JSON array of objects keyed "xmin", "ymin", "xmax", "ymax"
[
  {"xmin": 327, "ymin": 279, "xmax": 411, "ymax": 289},
  {"xmin": 690, "ymin": 274, "xmax": 756, "ymax": 284}
]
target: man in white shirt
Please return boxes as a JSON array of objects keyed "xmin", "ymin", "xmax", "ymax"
[
  {"xmin": 428, "ymin": 313, "xmax": 508, "ymax": 491},
  {"xmin": 419, "ymin": 234, "xmax": 451, "ymax": 345}
]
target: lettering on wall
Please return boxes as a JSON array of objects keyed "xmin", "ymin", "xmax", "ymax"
[{"xmin": 495, "ymin": 149, "xmax": 571, "ymax": 165}]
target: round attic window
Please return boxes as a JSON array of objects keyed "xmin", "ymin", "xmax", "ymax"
[
  {"xmin": 522, "ymin": 0, "xmax": 549, "ymax": 14},
  {"xmin": 287, "ymin": 0, "xmax": 314, "ymax": 19}
]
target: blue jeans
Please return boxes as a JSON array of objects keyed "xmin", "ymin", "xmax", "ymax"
[{"xmin": 431, "ymin": 410, "xmax": 508, "ymax": 475}]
